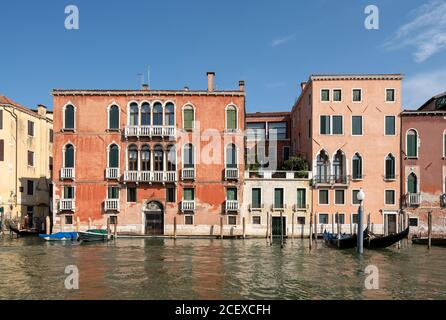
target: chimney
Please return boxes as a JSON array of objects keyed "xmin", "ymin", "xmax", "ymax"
[
  {"xmin": 239, "ymin": 80, "xmax": 245, "ymax": 92},
  {"xmin": 184, "ymin": 86, "xmax": 189, "ymax": 91},
  {"xmin": 300, "ymin": 82, "xmax": 307, "ymax": 91},
  {"xmin": 37, "ymin": 104, "xmax": 47, "ymax": 116},
  {"xmin": 207, "ymin": 72, "xmax": 215, "ymax": 92},
  {"xmin": 142, "ymin": 83, "xmax": 149, "ymax": 90}
]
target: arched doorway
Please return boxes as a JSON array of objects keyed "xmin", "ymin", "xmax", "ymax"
[{"xmin": 144, "ymin": 201, "xmax": 164, "ymax": 235}]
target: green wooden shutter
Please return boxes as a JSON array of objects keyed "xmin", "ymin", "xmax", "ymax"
[
  {"xmin": 65, "ymin": 146, "xmax": 74, "ymax": 168},
  {"xmin": 408, "ymin": 174, "xmax": 417, "ymax": 193},
  {"xmin": 184, "ymin": 188, "xmax": 194, "ymax": 200},
  {"xmin": 110, "ymin": 106, "xmax": 119, "ymax": 129},
  {"xmin": 109, "ymin": 146, "xmax": 119, "ymax": 168},
  {"xmin": 297, "ymin": 189, "xmax": 306, "ymax": 208},
  {"xmin": 184, "ymin": 109, "xmax": 193, "ymax": 130},
  {"xmin": 227, "ymin": 188, "xmax": 237, "ymax": 201},
  {"xmin": 252, "ymin": 188, "xmax": 261, "ymax": 208},
  {"xmin": 227, "ymin": 109, "xmax": 236, "ymax": 130},
  {"xmin": 407, "ymin": 134, "xmax": 417, "ymax": 157},
  {"xmin": 274, "ymin": 189, "xmax": 284, "ymax": 208}
]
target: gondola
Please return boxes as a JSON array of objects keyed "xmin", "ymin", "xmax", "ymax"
[
  {"xmin": 365, "ymin": 226, "xmax": 409, "ymax": 249},
  {"xmin": 9, "ymin": 225, "xmax": 44, "ymax": 237},
  {"xmin": 412, "ymin": 236, "xmax": 446, "ymax": 247},
  {"xmin": 322, "ymin": 228, "xmax": 368, "ymax": 249},
  {"xmin": 78, "ymin": 229, "xmax": 113, "ymax": 242}
]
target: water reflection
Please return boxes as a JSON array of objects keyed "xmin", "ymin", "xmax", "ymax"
[{"xmin": 0, "ymin": 237, "xmax": 445, "ymax": 300}]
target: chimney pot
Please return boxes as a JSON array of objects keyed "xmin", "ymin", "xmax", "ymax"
[
  {"xmin": 184, "ymin": 86, "xmax": 189, "ymax": 91},
  {"xmin": 142, "ymin": 83, "xmax": 149, "ymax": 90},
  {"xmin": 300, "ymin": 82, "xmax": 307, "ymax": 91},
  {"xmin": 207, "ymin": 72, "xmax": 215, "ymax": 92},
  {"xmin": 37, "ymin": 104, "xmax": 47, "ymax": 116},
  {"xmin": 239, "ymin": 80, "xmax": 245, "ymax": 92}
]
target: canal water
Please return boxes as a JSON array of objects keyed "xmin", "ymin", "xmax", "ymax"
[{"xmin": 0, "ymin": 237, "xmax": 445, "ymax": 300}]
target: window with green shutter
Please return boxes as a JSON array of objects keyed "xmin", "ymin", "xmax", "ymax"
[
  {"xmin": 406, "ymin": 130, "xmax": 418, "ymax": 158},
  {"xmin": 64, "ymin": 105, "xmax": 75, "ymax": 129},
  {"xmin": 333, "ymin": 89, "xmax": 342, "ymax": 102},
  {"xmin": 226, "ymin": 107, "xmax": 237, "ymax": 130},
  {"xmin": 109, "ymin": 144, "xmax": 119, "ymax": 168},
  {"xmin": 227, "ymin": 188, "xmax": 237, "ymax": 201},
  {"xmin": 183, "ymin": 107, "xmax": 194, "ymax": 131},
  {"xmin": 321, "ymin": 89, "xmax": 329, "ymax": 102},
  {"xmin": 332, "ymin": 116, "xmax": 343, "ymax": 134},
  {"xmin": 252, "ymin": 188, "xmax": 261, "ymax": 208},
  {"xmin": 108, "ymin": 186, "xmax": 119, "ymax": 199},
  {"xmin": 335, "ymin": 190, "xmax": 345, "ymax": 205},
  {"xmin": 386, "ymin": 89, "xmax": 395, "ymax": 102},
  {"xmin": 352, "ymin": 190, "xmax": 360, "ymax": 205},
  {"xmin": 352, "ymin": 116, "xmax": 362, "ymax": 135},
  {"xmin": 296, "ymin": 188, "xmax": 306, "ymax": 209},
  {"xmin": 319, "ymin": 190, "xmax": 329, "ymax": 205},
  {"xmin": 320, "ymin": 116, "xmax": 330, "ymax": 134},
  {"xmin": 385, "ymin": 190, "xmax": 395, "ymax": 205},
  {"xmin": 353, "ymin": 89, "xmax": 362, "ymax": 102},
  {"xmin": 109, "ymin": 105, "xmax": 119, "ymax": 129},
  {"xmin": 407, "ymin": 173, "xmax": 417, "ymax": 194},
  {"xmin": 183, "ymin": 188, "xmax": 195, "ymax": 201},
  {"xmin": 352, "ymin": 153, "xmax": 362, "ymax": 179},
  {"xmin": 385, "ymin": 116, "xmax": 395, "ymax": 135},
  {"xmin": 274, "ymin": 188, "xmax": 284, "ymax": 209}
]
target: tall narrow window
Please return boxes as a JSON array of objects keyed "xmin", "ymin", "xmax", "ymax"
[
  {"xmin": 319, "ymin": 190, "xmax": 329, "ymax": 205},
  {"xmin": 385, "ymin": 190, "xmax": 396, "ymax": 205},
  {"xmin": 333, "ymin": 150, "xmax": 346, "ymax": 182},
  {"xmin": 64, "ymin": 105, "xmax": 75, "ymax": 130},
  {"xmin": 320, "ymin": 116, "xmax": 330, "ymax": 135},
  {"xmin": 63, "ymin": 186, "xmax": 75, "ymax": 199},
  {"xmin": 251, "ymin": 188, "xmax": 261, "ymax": 209},
  {"xmin": 352, "ymin": 116, "xmax": 363, "ymax": 135},
  {"xmin": 227, "ymin": 188, "xmax": 237, "ymax": 201},
  {"xmin": 316, "ymin": 150, "xmax": 330, "ymax": 183},
  {"xmin": 109, "ymin": 105, "xmax": 119, "ymax": 130},
  {"xmin": 109, "ymin": 144, "xmax": 119, "ymax": 168},
  {"xmin": 321, "ymin": 89, "xmax": 329, "ymax": 102},
  {"xmin": 385, "ymin": 116, "xmax": 395, "ymax": 136},
  {"xmin": 296, "ymin": 188, "xmax": 306, "ymax": 209},
  {"xmin": 333, "ymin": 89, "xmax": 342, "ymax": 102},
  {"xmin": 183, "ymin": 144, "xmax": 194, "ymax": 168},
  {"xmin": 352, "ymin": 153, "xmax": 362, "ymax": 180},
  {"xmin": 183, "ymin": 188, "xmax": 195, "ymax": 201},
  {"xmin": 183, "ymin": 105, "xmax": 194, "ymax": 131},
  {"xmin": 165, "ymin": 103, "xmax": 175, "ymax": 126},
  {"xmin": 406, "ymin": 129, "xmax": 418, "ymax": 158},
  {"xmin": 0, "ymin": 109, "xmax": 3, "ymax": 129},
  {"xmin": 407, "ymin": 173, "xmax": 418, "ymax": 194},
  {"xmin": 385, "ymin": 154, "xmax": 395, "ymax": 180},
  {"xmin": 128, "ymin": 145, "xmax": 138, "ymax": 171},
  {"xmin": 335, "ymin": 190, "xmax": 345, "ymax": 205},
  {"xmin": 129, "ymin": 103, "xmax": 139, "ymax": 126},
  {"xmin": 153, "ymin": 102, "xmax": 163, "ymax": 126},
  {"xmin": 108, "ymin": 186, "xmax": 119, "ymax": 199},
  {"xmin": 28, "ymin": 121, "xmax": 34, "ymax": 136},
  {"xmin": 444, "ymin": 131, "xmax": 446, "ymax": 158},
  {"xmin": 141, "ymin": 145, "xmax": 150, "ymax": 171},
  {"xmin": 332, "ymin": 116, "xmax": 343, "ymax": 135},
  {"xmin": 64, "ymin": 144, "xmax": 74, "ymax": 168},
  {"xmin": 153, "ymin": 145, "xmax": 164, "ymax": 171},
  {"xmin": 226, "ymin": 105, "xmax": 237, "ymax": 130},
  {"xmin": 274, "ymin": 188, "xmax": 284, "ymax": 209},
  {"xmin": 386, "ymin": 89, "xmax": 395, "ymax": 102},
  {"xmin": 141, "ymin": 103, "xmax": 150, "ymax": 126},
  {"xmin": 225, "ymin": 143, "xmax": 237, "ymax": 168},
  {"xmin": 49, "ymin": 129, "xmax": 54, "ymax": 143},
  {"xmin": 167, "ymin": 145, "xmax": 176, "ymax": 171},
  {"xmin": 0, "ymin": 139, "xmax": 4, "ymax": 161}
]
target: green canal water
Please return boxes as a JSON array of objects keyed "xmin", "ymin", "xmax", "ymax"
[{"xmin": 0, "ymin": 237, "xmax": 445, "ymax": 300}]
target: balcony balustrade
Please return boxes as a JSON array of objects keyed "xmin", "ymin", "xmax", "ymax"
[
  {"xmin": 225, "ymin": 168, "xmax": 238, "ymax": 180},
  {"xmin": 182, "ymin": 168, "xmax": 195, "ymax": 180},
  {"xmin": 181, "ymin": 200, "xmax": 195, "ymax": 212},
  {"xmin": 124, "ymin": 125, "xmax": 176, "ymax": 139},
  {"xmin": 59, "ymin": 199, "xmax": 75, "ymax": 211},
  {"xmin": 406, "ymin": 193, "xmax": 421, "ymax": 207},
  {"xmin": 225, "ymin": 200, "xmax": 239, "ymax": 212},
  {"xmin": 313, "ymin": 175, "xmax": 349, "ymax": 186},
  {"xmin": 104, "ymin": 199, "xmax": 120, "ymax": 212},
  {"xmin": 124, "ymin": 171, "xmax": 139, "ymax": 182},
  {"xmin": 61, "ymin": 168, "xmax": 75, "ymax": 180},
  {"xmin": 106, "ymin": 167, "xmax": 119, "ymax": 180},
  {"xmin": 124, "ymin": 170, "xmax": 177, "ymax": 183}
]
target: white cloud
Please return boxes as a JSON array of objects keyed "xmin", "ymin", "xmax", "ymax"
[
  {"xmin": 384, "ymin": 0, "xmax": 446, "ymax": 62},
  {"xmin": 403, "ymin": 69, "xmax": 446, "ymax": 109},
  {"xmin": 271, "ymin": 33, "xmax": 295, "ymax": 47}
]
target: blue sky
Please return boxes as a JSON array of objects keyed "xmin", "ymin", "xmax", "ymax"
[{"xmin": 0, "ymin": 0, "xmax": 445, "ymax": 112}]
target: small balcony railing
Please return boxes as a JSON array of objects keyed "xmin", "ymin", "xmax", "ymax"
[
  {"xmin": 124, "ymin": 170, "xmax": 138, "ymax": 182},
  {"xmin": 124, "ymin": 125, "xmax": 176, "ymax": 138},
  {"xmin": 106, "ymin": 168, "xmax": 119, "ymax": 179},
  {"xmin": 61, "ymin": 168, "xmax": 75, "ymax": 180},
  {"xmin": 293, "ymin": 203, "xmax": 307, "ymax": 211},
  {"xmin": 125, "ymin": 126, "xmax": 139, "ymax": 137},
  {"xmin": 139, "ymin": 171, "xmax": 151, "ymax": 182},
  {"xmin": 225, "ymin": 168, "xmax": 238, "ymax": 180},
  {"xmin": 182, "ymin": 168, "xmax": 195, "ymax": 180},
  {"xmin": 248, "ymin": 203, "xmax": 264, "ymax": 211},
  {"xmin": 271, "ymin": 204, "xmax": 287, "ymax": 211},
  {"xmin": 165, "ymin": 171, "xmax": 176, "ymax": 182},
  {"xmin": 406, "ymin": 193, "xmax": 421, "ymax": 207},
  {"xmin": 181, "ymin": 200, "xmax": 195, "ymax": 212},
  {"xmin": 59, "ymin": 199, "xmax": 75, "ymax": 211},
  {"xmin": 313, "ymin": 175, "xmax": 349, "ymax": 186},
  {"xmin": 126, "ymin": 171, "xmax": 177, "ymax": 183},
  {"xmin": 104, "ymin": 199, "xmax": 119, "ymax": 212},
  {"xmin": 225, "ymin": 200, "xmax": 239, "ymax": 212}
]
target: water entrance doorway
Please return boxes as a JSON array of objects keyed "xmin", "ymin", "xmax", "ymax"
[{"xmin": 144, "ymin": 201, "xmax": 164, "ymax": 235}]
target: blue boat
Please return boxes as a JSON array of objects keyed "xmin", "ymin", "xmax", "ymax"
[{"xmin": 39, "ymin": 232, "xmax": 79, "ymax": 241}]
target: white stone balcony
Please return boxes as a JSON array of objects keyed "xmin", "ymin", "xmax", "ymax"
[
  {"xmin": 59, "ymin": 199, "xmax": 75, "ymax": 211},
  {"xmin": 104, "ymin": 199, "xmax": 119, "ymax": 212},
  {"xmin": 182, "ymin": 168, "xmax": 195, "ymax": 180},
  {"xmin": 124, "ymin": 170, "xmax": 139, "ymax": 182},
  {"xmin": 124, "ymin": 125, "xmax": 176, "ymax": 138},
  {"xmin": 181, "ymin": 200, "xmax": 195, "ymax": 212},
  {"xmin": 125, "ymin": 126, "xmax": 139, "ymax": 137},
  {"xmin": 225, "ymin": 200, "xmax": 239, "ymax": 212},
  {"xmin": 407, "ymin": 193, "xmax": 421, "ymax": 207},
  {"xmin": 61, "ymin": 168, "xmax": 75, "ymax": 180},
  {"xmin": 106, "ymin": 167, "xmax": 119, "ymax": 179},
  {"xmin": 225, "ymin": 168, "xmax": 239, "ymax": 180},
  {"xmin": 124, "ymin": 171, "xmax": 177, "ymax": 183}
]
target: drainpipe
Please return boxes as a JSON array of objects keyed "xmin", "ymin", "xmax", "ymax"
[{"xmin": 3, "ymin": 106, "xmax": 18, "ymax": 219}]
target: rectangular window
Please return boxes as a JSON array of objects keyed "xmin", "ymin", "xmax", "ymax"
[
  {"xmin": 297, "ymin": 217, "xmax": 306, "ymax": 225},
  {"xmin": 321, "ymin": 89, "xmax": 330, "ymax": 102},
  {"xmin": 27, "ymin": 180, "xmax": 34, "ymax": 195},
  {"xmin": 352, "ymin": 214, "xmax": 359, "ymax": 224},
  {"xmin": 385, "ymin": 190, "xmax": 396, "ymax": 205},
  {"xmin": 386, "ymin": 89, "xmax": 395, "ymax": 102},
  {"xmin": 409, "ymin": 218, "xmax": 418, "ymax": 227},
  {"xmin": 335, "ymin": 190, "xmax": 345, "ymax": 205},
  {"xmin": 108, "ymin": 186, "xmax": 119, "ymax": 199},
  {"xmin": 335, "ymin": 213, "xmax": 345, "ymax": 224},
  {"xmin": 333, "ymin": 89, "xmax": 342, "ymax": 102},
  {"xmin": 274, "ymin": 188, "xmax": 284, "ymax": 209},
  {"xmin": 319, "ymin": 190, "xmax": 329, "ymax": 205},
  {"xmin": 65, "ymin": 215, "xmax": 73, "ymax": 225},
  {"xmin": 63, "ymin": 186, "xmax": 75, "ymax": 199},
  {"xmin": 0, "ymin": 109, "xmax": 3, "ymax": 129},
  {"xmin": 352, "ymin": 190, "xmax": 360, "ymax": 205},
  {"xmin": 127, "ymin": 187, "xmax": 137, "ymax": 203},
  {"xmin": 28, "ymin": 120, "xmax": 34, "ymax": 137},
  {"xmin": 0, "ymin": 139, "xmax": 4, "ymax": 161},
  {"xmin": 407, "ymin": 133, "xmax": 417, "ymax": 158},
  {"xmin": 49, "ymin": 156, "xmax": 53, "ymax": 172},
  {"xmin": 296, "ymin": 188, "xmax": 306, "ymax": 209},
  {"xmin": 227, "ymin": 188, "xmax": 237, "ymax": 201},
  {"xmin": 251, "ymin": 188, "xmax": 261, "ymax": 209},
  {"xmin": 332, "ymin": 116, "xmax": 343, "ymax": 134},
  {"xmin": 246, "ymin": 123, "xmax": 266, "ymax": 140},
  {"xmin": 183, "ymin": 188, "xmax": 195, "ymax": 200},
  {"xmin": 352, "ymin": 89, "xmax": 362, "ymax": 102},
  {"xmin": 27, "ymin": 151, "xmax": 34, "ymax": 167},
  {"xmin": 185, "ymin": 215, "xmax": 194, "ymax": 225},
  {"xmin": 49, "ymin": 129, "xmax": 54, "ymax": 143},
  {"xmin": 320, "ymin": 116, "xmax": 330, "ymax": 135},
  {"xmin": 283, "ymin": 146, "xmax": 290, "ymax": 161},
  {"xmin": 268, "ymin": 122, "xmax": 287, "ymax": 139},
  {"xmin": 252, "ymin": 216, "xmax": 261, "ymax": 224},
  {"xmin": 226, "ymin": 109, "xmax": 237, "ymax": 130},
  {"xmin": 228, "ymin": 216, "xmax": 237, "ymax": 225},
  {"xmin": 166, "ymin": 187, "xmax": 176, "ymax": 203},
  {"xmin": 385, "ymin": 116, "xmax": 396, "ymax": 135},
  {"xmin": 319, "ymin": 214, "xmax": 329, "ymax": 224},
  {"xmin": 183, "ymin": 109, "xmax": 194, "ymax": 131},
  {"xmin": 352, "ymin": 116, "xmax": 363, "ymax": 135},
  {"xmin": 308, "ymin": 119, "xmax": 311, "ymax": 138}
]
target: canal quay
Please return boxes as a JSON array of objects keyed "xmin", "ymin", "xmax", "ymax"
[{"xmin": 0, "ymin": 237, "xmax": 445, "ymax": 300}]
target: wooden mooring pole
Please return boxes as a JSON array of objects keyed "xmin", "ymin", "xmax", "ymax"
[
  {"xmin": 114, "ymin": 216, "xmax": 118, "ymax": 238},
  {"xmin": 291, "ymin": 212, "xmax": 295, "ymax": 242},
  {"xmin": 309, "ymin": 212, "xmax": 313, "ymax": 250},
  {"xmin": 269, "ymin": 214, "xmax": 273, "ymax": 246},
  {"xmin": 242, "ymin": 217, "xmax": 246, "ymax": 239},
  {"xmin": 266, "ymin": 212, "xmax": 270, "ymax": 244},
  {"xmin": 337, "ymin": 212, "xmax": 341, "ymax": 249},
  {"xmin": 173, "ymin": 216, "xmax": 177, "ymax": 240},
  {"xmin": 428, "ymin": 211, "xmax": 432, "ymax": 250},
  {"xmin": 88, "ymin": 217, "xmax": 92, "ymax": 230},
  {"xmin": 220, "ymin": 216, "xmax": 223, "ymax": 240},
  {"xmin": 280, "ymin": 210, "xmax": 284, "ymax": 249},
  {"xmin": 45, "ymin": 216, "xmax": 51, "ymax": 235}
]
